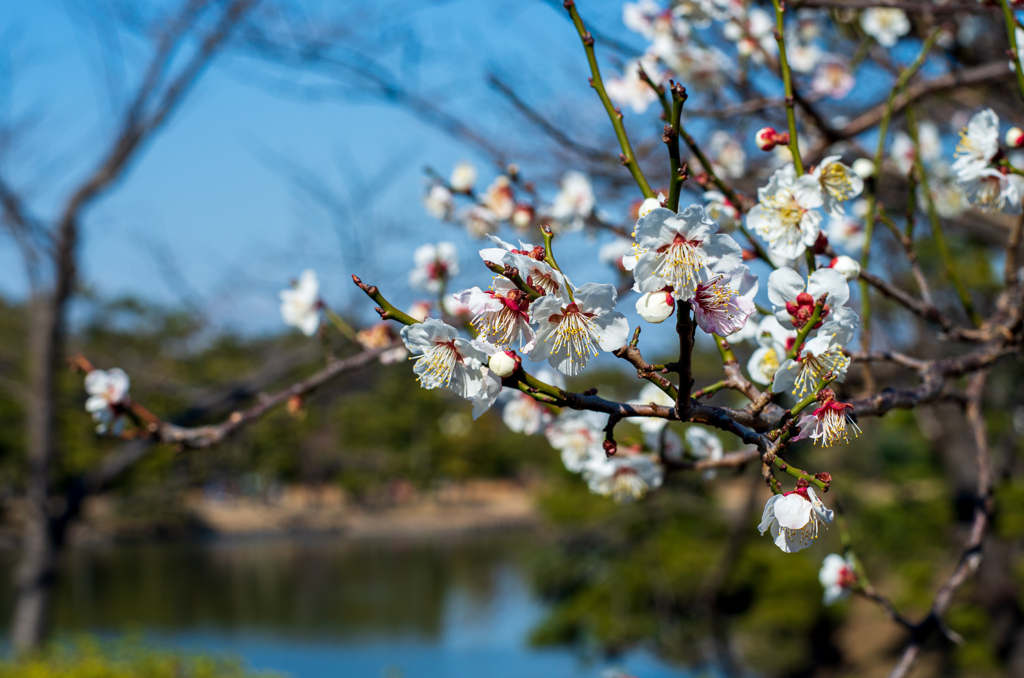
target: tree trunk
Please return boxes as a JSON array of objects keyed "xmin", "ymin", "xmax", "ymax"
[{"xmin": 12, "ymin": 295, "xmax": 62, "ymax": 651}]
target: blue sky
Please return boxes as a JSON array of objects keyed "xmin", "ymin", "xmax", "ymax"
[{"xmin": 1, "ymin": 0, "xmax": 658, "ymax": 336}]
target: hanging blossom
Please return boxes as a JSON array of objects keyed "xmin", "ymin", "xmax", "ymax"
[
  {"xmin": 692, "ymin": 265, "xmax": 758, "ymax": 336},
  {"xmin": 767, "ymin": 266, "xmax": 849, "ymax": 331},
  {"xmin": 549, "ymin": 171, "xmax": 595, "ymax": 232},
  {"xmin": 409, "ymin": 243, "xmax": 459, "ymax": 294},
  {"xmin": 85, "ymin": 368, "xmax": 131, "ymax": 434},
  {"xmin": 820, "ymin": 553, "xmax": 858, "ymax": 605},
  {"xmin": 400, "ymin": 319, "xmax": 487, "ymax": 398},
  {"xmin": 632, "ymin": 205, "xmax": 744, "ymax": 302},
  {"xmin": 951, "ymin": 109, "xmax": 999, "ymax": 182},
  {"xmin": 759, "ymin": 483, "xmax": 834, "ymax": 553},
  {"xmin": 772, "ymin": 310, "xmax": 857, "ymax": 398},
  {"xmin": 529, "ymin": 283, "xmax": 630, "ymax": 376},
  {"xmin": 457, "ymin": 277, "xmax": 535, "ymax": 351},
  {"xmin": 747, "ymin": 316, "xmax": 796, "ymax": 385},
  {"xmin": 583, "ymin": 453, "xmax": 665, "ymax": 503},
  {"xmin": 546, "ymin": 409, "xmax": 609, "ymax": 473},
  {"xmin": 503, "ymin": 368, "xmax": 565, "ymax": 436},
  {"xmin": 794, "ymin": 388, "xmax": 861, "ymax": 447},
  {"xmin": 280, "ymin": 269, "xmax": 321, "ymax": 336},
  {"xmin": 812, "ymin": 156, "xmax": 864, "ymax": 217},
  {"xmin": 607, "ymin": 55, "xmax": 663, "ymax": 114},
  {"xmin": 747, "ymin": 164, "xmax": 824, "ymax": 261},
  {"xmin": 859, "ymin": 8, "xmax": 910, "ymax": 48},
  {"xmin": 626, "ymin": 382, "xmax": 676, "ymax": 434}
]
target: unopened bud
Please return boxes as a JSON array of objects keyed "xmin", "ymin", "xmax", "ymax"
[
  {"xmin": 488, "ymin": 350, "xmax": 519, "ymax": 378},
  {"xmin": 637, "ymin": 197, "xmax": 662, "ymax": 219},
  {"xmin": 635, "ymin": 290, "xmax": 675, "ymax": 324},
  {"xmin": 1007, "ymin": 127, "xmax": 1024, "ymax": 148},
  {"xmin": 829, "ymin": 255, "xmax": 861, "ymax": 281},
  {"xmin": 755, "ymin": 127, "xmax": 778, "ymax": 151},
  {"xmin": 851, "ymin": 158, "xmax": 875, "ymax": 179}
]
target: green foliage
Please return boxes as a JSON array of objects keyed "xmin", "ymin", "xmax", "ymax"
[{"xmin": 0, "ymin": 638, "xmax": 269, "ymax": 678}]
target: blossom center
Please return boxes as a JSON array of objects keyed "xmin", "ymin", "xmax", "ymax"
[
  {"xmin": 413, "ymin": 341, "xmax": 461, "ymax": 388},
  {"xmin": 653, "ymin": 234, "xmax": 706, "ymax": 296},
  {"xmin": 547, "ymin": 304, "xmax": 600, "ymax": 367}
]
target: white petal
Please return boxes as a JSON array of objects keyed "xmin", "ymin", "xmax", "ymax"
[
  {"xmin": 574, "ymin": 283, "xmax": 618, "ymax": 316},
  {"xmin": 773, "ymin": 494, "xmax": 812, "ymax": 530},
  {"xmin": 807, "ymin": 268, "xmax": 849, "ymax": 307},
  {"xmin": 592, "ymin": 312, "xmax": 630, "ymax": 352},
  {"xmin": 767, "ymin": 267, "xmax": 804, "ymax": 307}
]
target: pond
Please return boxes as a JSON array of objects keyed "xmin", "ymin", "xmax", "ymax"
[{"xmin": 0, "ymin": 533, "xmax": 699, "ymax": 678}]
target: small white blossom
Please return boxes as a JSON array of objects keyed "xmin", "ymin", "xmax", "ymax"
[
  {"xmin": 632, "ymin": 205, "xmax": 744, "ymax": 302},
  {"xmin": 759, "ymin": 486, "xmax": 834, "ymax": 553},
  {"xmin": 951, "ymin": 109, "xmax": 1000, "ymax": 182},
  {"xmin": 961, "ymin": 168, "xmax": 1023, "ymax": 215},
  {"xmin": 457, "ymin": 278, "xmax": 535, "ymax": 351},
  {"xmin": 529, "ymin": 284, "xmax": 630, "ymax": 376},
  {"xmin": 85, "ymin": 368, "xmax": 130, "ymax": 434},
  {"xmin": 279, "ymin": 269, "xmax": 321, "ymax": 336},
  {"xmin": 747, "ymin": 316, "xmax": 795, "ymax": 385},
  {"xmin": 607, "ymin": 56, "xmax": 663, "ymax": 114},
  {"xmin": 692, "ymin": 265, "xmax": 758, "ymax": 337},
  {"xmin": 772, "ymin": 309, "xmax": 858, "ymax": 398},
  {"xmin": 819, "ymin": 553, "xmax": 858, "ymax": 604},
  {"xmin": 583, "ymin": 453, "xmax": 664, "ymax": 503},
  {"xmin": 550, "ymin": 171, "xmax": 595, "ymax": 231},
  {"xmin": 860, "ymin": 8, "xmax": 910, "ymax": 48},
  {"xmin": 829, "ymin": 255, "xmax": 861, "ymax": 282},
  {"xmin": 703, "ymin": 191, "xmax": 739, "ymax": 231},
  {"xmin": 400, "ymin": 319, "xmax": 487, "ymax": 398},
  {"xmin": 747, "ymin": 165, "xmax": 824, "ymax": 260},
  {"xmin": 547, "ymin": 409, "xmax": 608, "ymax": 472},
  {"xmin": 812, "ymin": 59, "xmax": 854, "ymax": 99},
  {"xmin": 450, "ymin": 162, "xmax": 478, "ymax": 192},
  {"xmin": 424, "ymin": 184, "xmax": 454, "ymax": 220},
  {"xmin": 767, "ymin": 266, "xmax": 850, "ymax": 330},
  {"xmin": 794, "ymin": 389, "xmax": 861, "ymax": 447},
  {"xmin": 409, "ymin": 243, "xmax": 459, "ymax": 294},
  {"xmin": 813, "ymin": 156, "xmax": 864, "ymax": 216},
  {"xmin": 483, "ymin": 176, "xmax": 515, "ymax": 221}
]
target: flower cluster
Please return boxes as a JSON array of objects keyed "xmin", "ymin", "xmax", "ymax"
[{"xmin": 950, "ymin": 109, "xmax": 1023, "ymax": 215}]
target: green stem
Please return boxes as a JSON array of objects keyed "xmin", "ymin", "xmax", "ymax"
[
  {"xmin": 541, "ymin": 225, "xmax": 574, "ymax": 302},
  {"xmin": 665, "ymin": 88, "xmax": 686, "ymax": 212},
  {"xmin": 352, "ymin": 275, "xmax": 420, "ymax": 326},
  {"xmin": 906, "ymin": 106, "xmax": 981, "ymax": 326},
  {"xmin": 1001, "ymin": 0, "xmax": 1024, "ymax": 101},
  {"xmin": 693, "ymin": 380, "xmax": 729, "ymax": 399},
  {"xmin": 772, "ymin": 455, "xmax": 828, "ymax": 491},
  {"xmin": 713, "ymin": 334, "xmax": 736, "ymax": 364},
  {"xmin": 484, "ymin": 261, "xmax": 541, "ymax": 301},
  {"xmin": 770, "ymin": 0, "xmax": 803, "ymax": 174},
  {"xmin": 787, "ymin": 296, "xmax": 827, "ymax": 360},
  {"xmin": 563, "ymin": 1, "xmax": 655, "ymax": 199}
]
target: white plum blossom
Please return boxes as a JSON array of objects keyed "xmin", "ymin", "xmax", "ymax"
[
  {"xmin": 409, "ymin": 243, "xmax": 459, "ymax": 294},
  {"xmin": 637, "ymin": 197, "xmax": 663, "ymax": 219},
  {"xmin": 759, "ymin": 485, "xmax": 834, "ymax": 553},
  {"xmin": 550, "ymin": 171, "xmax": 595, "ymax": 231},
  {"xmin": 529, "ymin": 283, "xmax": 630, "ymax": 376},
  {"xmin": 470, "ymin": 364, "xmax": 504, "ymax": 420},
  {"xmin": 961, "ymin": 168, "xmax": 1023, "ymax": 215},
  {"xmin": 632, "ymin": 205, "xmax": 744, "ymax": 302},
  {"xmin": 767, "ymin": 266, "xmax": 850, "ymax": 330},
  {"xmin": 829, "ymin": 255, "xmax": 861, "ymax": 282},
  {"xmin": 794, "ymin": 388, "xmax": 861, "ymax": 447},
  {"xmin": 891, "ymin": 121, "xmax": 941, "ymax": 176},
  {"xmin": 772, "ymin": 310, "xmax": 857, "ymax": 398},
  {"xmin": 747, "ymin": 316, "xmax": 795, "ymax": 385},
  {"xmin": 450, "ymin": 162, "xmax": 478, "ymax": 192},
  {"xmin": 860, "ymin": 8, "xmax": 910, "ymax": 48},
  {"xmin": 504, "ymin": 368, "xmax": 564, "ymax": 435},
  {"xmin": 400, "ymin": 319, "xmax": 487, "ymax": 398},
  {"xmin": 707, "ymin": 131, "xmax": 747, "ymax": 179},
  {"xmin": 812, "ymin": 59, "xmax": 854, "ymax": 99},
  {"xmin": 692, "ymin": 265, "xmax": 758, "ymax": 337},
  {"xmin": 820, "ymin": 553, "xmax": 858, "ymax": 604},
  {"xmin": 728, "ymin": 313, "xmax": 761, "ymax": 344},
  {"xmin": 607, "ymin": 56, "xmax": 663, "ymax": 114},
  {"xmin": 547, "ymin": 409, "xmax": 608, "ymax": 472},
  {"xmin": 424, "ymin": 184, "xmax": 454, "ymax": 220},
  {"xmin": 627, "ymin": 382, "xmax": 675, "ymax": 434},
  {"xmin": 457, "ymin": 277, "xmax": 535, "ymax": 351},
  {"xmin": 747, "ymin": 164, "xmax": 824, "ymax": 260},
  {"xmin": 813, "ymin": 156, "xmax": 864, "ymax": 216},
  {"xmin": 85, "ymin": 368, "xmax": 130, "ymax": 434},
  {"xmin": 583, "ymin": 453, "xmax": 664, "ymax": 503},
  {"xmin": 483, "ymin": 176, "xmax": 515, "ymax": 221},
  {"xmin": 685, "ymin": 426, "xmax": 724, "ymax": 480},
  {"xmin": 623, "ymin": 0, "xmax": 671, "ymax": 39},
  {"xmin": 460, "ymin": 205, "xmax": 499, "ymax": 238},
  {"xmin": 703, "ymin": 191, "xmax": 739, "ymax": 231},
  {"xmin": 280, "ymin": 269, "xmax": 321, "ymax": 336},
  {"xmin": 951, "ymin": 109, "xmax": 1000, "ymax": 182}
]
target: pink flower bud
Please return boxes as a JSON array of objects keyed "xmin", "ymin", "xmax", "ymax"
[
  {"xmin": 755, "ymin": 127, "xmax": 777, "ymax": 151},
  {"xmin": 1007, "ymin": 127, "xmax": 1024, "ymax": 148}
]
